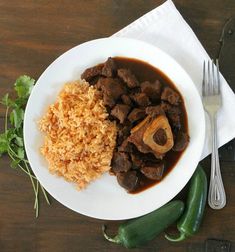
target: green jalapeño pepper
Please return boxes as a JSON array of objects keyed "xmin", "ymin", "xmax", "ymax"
[
  {"xmin": 165, "ymin": 165, "xmax": 208, "ymax": 242},
  {"xmin": 102, "ymin": 200, "xmax": 184, "ymax": 249}
]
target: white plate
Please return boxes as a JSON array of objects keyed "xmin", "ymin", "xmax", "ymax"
[{"xmin": 24, "ymin": 37, "xmax": 205, "ymax": 220}]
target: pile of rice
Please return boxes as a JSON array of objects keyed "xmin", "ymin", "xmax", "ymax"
[{"xmin": 39, "ymin": 80, "xmax": 117, "ymax": 189}]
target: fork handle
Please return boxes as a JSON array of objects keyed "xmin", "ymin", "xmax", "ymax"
[{"xmin": 208, "ymin": 113, "xmax": 226, "ymax": 209}]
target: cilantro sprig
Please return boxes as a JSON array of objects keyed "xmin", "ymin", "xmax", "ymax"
[{"xmin": 0, "ymin": 75, "xmax": 50, "ymax": 217}]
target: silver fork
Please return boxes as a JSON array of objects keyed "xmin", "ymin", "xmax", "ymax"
[{"xmin": 202, "ymin": 59, "xmax": 226, "ymax": 209}]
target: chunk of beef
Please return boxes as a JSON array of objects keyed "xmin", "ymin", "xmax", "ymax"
[
  {"xmin": 160, "ymin": 102, "xmax": 171, "ymax": 113},
  {"xmin": 128, "ymin": 108, "xmax": 146, "ymax": 123},
  {"xmin": 89, "ymin": 76, "xmax": 100, "ymax": 86},
  {"xmin": 131, "ymin": 93, "xmax": 150, "ymax": 107},
  {"xmin": 145, "ymin": 105, "xmax": 165, "ymax": 117},
  {"xmin": 140, "ymin": 162, "xmax": 164, "ymax": 180},
  {"xmin": 121, "ymin": 94, "xmax": 133, "ymax": 106},
  {"xmin": 118, "ymin": 139, "xmax": 133, "ymax": 152},
  {"xmin": 96, "ymin": 78, "xmax": 126, "ymax": 107},
  {"xmin": 111, "ymin": 152, "xmax": 132, "ymax": 173},
  {"xmin": 81, "ymin": 64, "xmax": 103, "ymax": 82},
  {"xmin": 161, "ymin": 87, "xmax": 181, "ymax": 105},
  {"xmin": 161, "ymin": 102, "xmax": 181, "ymax": 115},
  {"xmin": 111, "ymin": 104, "xmax": 131, "ymax": 123},
  {"xmin": 117, "ymin": 171, "xmax": 139, "ymax": 192},
  {"xmin": 131, "ymin": 145, "xmax": 158, "ymax": 163},
  {"xmin": 116, "ymin": 124, "xmax": 131, "ymax": 145},
  {"xmin": 130, "ymin": 153, "xmax": 144, "ymax": 169},
  {"xmin": 103, "ymin": 93, "xmax": 115, "ymax": 107},
  {"xmin": 117, "ymin": 69, "xmax": 139, "ymax": 88},
  {"xmin": 97, "ymin": 78, "xmax": 126, "ymax": 97},
  {"xmin": 168, "ymin": 113, "xmax": 181, "ymax": 129},
  {"xmin": 95, "ymin": 77, "xmax": 105, "ymax": 90},
  {"xmin": 173, "ymin": 132, "xmax": 189, "ymax": 151},
  {"xmin": 141, "ymin": 80, "xmax": 162, "ymax": 102},
  {"xmin": 102, "ymin": 57, "xmax": 117, "ymax": 77},
  {"xmin": 121, "ymin": 125, "xmax": 131, "ymax": 138},
  {"xmin": 161, "ymin": 102, "xmax": 181, "ymax": 128}
]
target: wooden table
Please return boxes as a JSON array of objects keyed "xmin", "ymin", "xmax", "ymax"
[{"xmin": 0, "ymin": 1, "xmax": 234, "ymax": 251}]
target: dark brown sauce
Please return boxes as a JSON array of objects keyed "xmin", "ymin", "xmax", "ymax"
[{"xmin": 114, "ymin": 57, "xmax": 188, "ymax": 194}]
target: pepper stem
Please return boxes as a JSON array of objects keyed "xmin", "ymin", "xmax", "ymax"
[
  {"xmin": 102, "ymin": 225, "xmax": 121, "ymax": 244},
  {"xmin": 165, "ymin": 232, "xmax": 186, "ymax": 242}
]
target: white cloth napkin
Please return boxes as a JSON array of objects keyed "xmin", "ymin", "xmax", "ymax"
[{"xmin": 113, "ymin": 0, "xmax": 235, "ymax": 159}]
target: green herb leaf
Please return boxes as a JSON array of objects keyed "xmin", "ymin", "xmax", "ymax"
[
  {"xmin": 14, "ymin": 97, "xmax": 27, "ymax": 108},
  {"xmin": 1, "ymin": 93, "xmax": 9, "ymax": 106},
  {"xmin": 1, "ymin": 93, "xmax": 14, "ymax": 107},
  {"xmin": 6, "ymin": 128, "xmax": 17, "ymax": 142},
  {"xmin": 16, "ymin": 127, "xmax": 23, "ymax": 138},
  {"xmin": 10, "ymin": 108, "xmax": 24, "ymax": 128},
  {"xmin": 17, "ymin": 147, "xmax": 25, "ymax": 159},
  {"xmin": 14, "ymin": 75, "xmax": 35, "ymax": 99},
  {"xmin": 15, "ymin": 136, "xmax": 24, "ymax": 147},
  {"xmin": 0, "ymin": 132, "xmax": 9, "ymax": 156}
]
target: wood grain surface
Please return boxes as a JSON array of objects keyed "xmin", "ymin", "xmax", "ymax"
[{"xmin": 0, "ymin": 1, "xmax": 235, "ymax": 251}]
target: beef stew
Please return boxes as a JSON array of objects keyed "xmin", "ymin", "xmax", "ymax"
[{"xmin": 81, "ymin": 57, "xmax": 189, "ymax": 193}]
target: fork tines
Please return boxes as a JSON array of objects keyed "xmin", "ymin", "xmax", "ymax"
[{"xmin": 202, "ymin": 59, "xmax": 221, "ymax": 97}]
